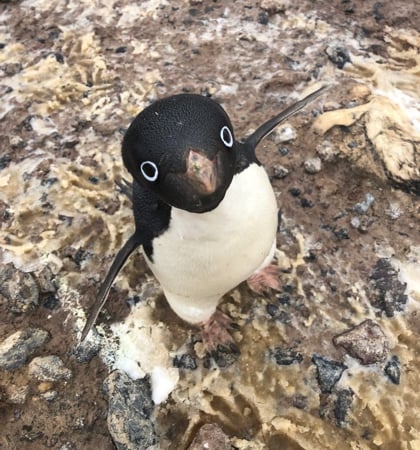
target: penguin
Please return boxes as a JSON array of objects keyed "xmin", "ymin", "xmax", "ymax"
[{"xmin": 81, "ymin": 86, "xmax": 329, "ymax": 346}]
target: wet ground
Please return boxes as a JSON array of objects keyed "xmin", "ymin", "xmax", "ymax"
[{"xmin": 0, "ymin": 0, "xmax": 419, "ymax": 449}]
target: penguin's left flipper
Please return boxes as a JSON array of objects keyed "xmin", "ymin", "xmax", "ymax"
[{"xmin": 80, "ymin": 183, "xmax": 170, "ymax": 341}]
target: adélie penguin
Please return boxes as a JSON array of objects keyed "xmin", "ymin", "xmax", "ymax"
[{"xmin": 81, "ymin": 86, "xmax": 329, "ymax": 349}]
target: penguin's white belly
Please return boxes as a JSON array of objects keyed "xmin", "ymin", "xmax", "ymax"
[{"xmin": 144, "ymin": 164, "xmax": 278, "ymax": 323}]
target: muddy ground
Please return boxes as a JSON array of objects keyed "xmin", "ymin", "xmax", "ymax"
[{"xmin": 0, "ymin": 0, "xmax": 419, "ymax": 449}]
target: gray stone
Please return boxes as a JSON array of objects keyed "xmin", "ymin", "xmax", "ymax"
[
  {"xmin": 6, "ymin": 384, "xmax": 29, "ymax": 404},
  {"xmin": 269, "ymin": 347, "xmax": 303, "ymax": 365},
  {"xmin": 28, "ymin": 355, "xmax": 72, "ymax": 381},
  {"xmin": 0, "ymin": 263, "xmax": 39, "ymax": 312},
  {"xmin": 188, "ymin": 423, "xmax": 231, "ymax": 450},
  {"xmin": 40, "ymin": 390, "xmax": 58, "ymax": 401},
  {"xmin": 0, "ymin": 328, "xmax": 49, "ymax": 371},
  {"xmin": 334, "ymin": 388, "xmax": 354, "ymax": 426},
  {"xmin": 304, "ymin": 157, "xmax": 322, "ymax": 174},
  {"xmin": 370, "ymin": 258, "xmax": 408, "ymax": 317},
  {"xmin": 384, "ymin": 356, "xmax": 401, "ymax": 384},
  {"xmin": 312, "ymin": 354, "xmax": 347, "ymax": 394},
  {"xmin": 333, "ymin": 319, "xmax": 389, "ymax": 365},
  {"xmin": 103, "ymin": 370, "xmax": 156, "ymax": 450},
  {"xmin": 353, "ymin": 192, "xmax": 375, "ymax": 214}
]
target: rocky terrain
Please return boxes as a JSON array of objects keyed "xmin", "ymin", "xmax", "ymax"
[{"xmin": 0, "ymin": 0, "xmax": 419, "ymax": 449}]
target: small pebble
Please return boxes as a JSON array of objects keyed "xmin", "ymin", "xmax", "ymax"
[
  {"xmin": 288, "ymin": 187, "xmax": 301, "ymax": 197},
  {"xmin": 269, "ymin": 347, "xmax": 303, "ymax": 365},
  {"xmin": 173, "ymin": 354, "xmax": 198, "ymax": 370},
  {"xmin": 272, "ymin": 165, "xmax": 289, "ymax": 179},
  {"xmin": 41, "ymin": 390, "xmax": 58, "ymax": 401},
  {"xmin": 273, "ymin": 125, "xmax": 297, "ymax": 143},
  {"xmin": 370, "ymin": 259, "xmax": 407, "ymax": 317},
  {"xmin": 312, "ymin": 354, "xmax": 347, "ymax": 393},
  {"xmin": 304, "ymin": 157, "xmax": 322, "ymax": 174},
  {"xmin": 73, "ymin": 339, "xmax": 100, "ymax": 363},
  {"xmin": 353, "ymin": 193, "xmax": 375, "ymax": 214},
  {"xmin": 188, "ymin": 423, "xmax": 231, "ymax": 450},
  {"xmin": 386, "ymin": 203, "xmax": 403, "ymax": 219},
  {"xmin": 333, "ymin": 319, "xmax": 388, "ymax": 364},
  {"xmin": 325, "ymin": 41, "xmax": 351, "ymax": 69},
  {"xmin": 0, "ymin": 263, "xmax": 39, "ymax": 313},
  {"xmin": 28, "ymin": 355, "xmax": 72, "ymax": 382},
  {"xmin": 206, "ymin": 344, "xmax": 240, "ymax": 369},
  {"xmin": 279, "ymin": 146, "xmax": 289, "ymax": 156},
  {"xmin": 334, "ymin": 388, "xmax": 354, "ymax": 426},
  {"xmin": 316, "ymin": 140, "xmax": 337, "ymax": 162},
  {"xmin": 300, "ymin": 198, "xmax": 314, "ymax": 208},
  {"xmin": 0, "ymin": 328, "xmax": 49, "ymax": 371},
  {"xmin": 6, "ymin": 385, "xmax": 29, "ymax": 404},
  {"xmin": 384, "ymin": 356, "xmax": 401, "ymax": 384}
]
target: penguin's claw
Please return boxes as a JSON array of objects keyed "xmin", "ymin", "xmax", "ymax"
[
  {"xmin": 247, "ymin": 264, "xmax": 281, "ymax": 294},
  {"xmin": 201, "ymin": 310, "xmax": 236, "ymax": 353}
]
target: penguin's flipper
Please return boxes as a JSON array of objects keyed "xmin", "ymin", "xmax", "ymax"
[
  {"xmin": 115, "ymin": 178, "xmax": 133, "ymax": 202},
  {"xmin": 244, "ymin": 85, "xmax": 330, "ymax": 150},
  {"xmin": 80, "ymin": 234, "xmax": 142, "ymax": 341},
  {"xmin": 81, "ymin": 184, "xmax": 170, "ymax": 341}
]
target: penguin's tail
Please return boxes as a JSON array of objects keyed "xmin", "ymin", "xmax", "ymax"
[
  {"xmin": 80, "ymin": 234, "xmax": 141, "ymax": 341},
  {"xmin": 244, "ymin": 84, "xmax": 330, "ymax": 149}
]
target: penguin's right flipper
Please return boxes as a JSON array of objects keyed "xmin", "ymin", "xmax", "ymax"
[
  {"xmin": 115, "ymin": 178, "xmax": 133, "ymax": 202},
  {"xmin": 80, "ymin": 183, "xmax": 171, "ymax": 341},
  {"xmin": 80, "ymin": 234, "xmax": 141, "ymax": 341}
]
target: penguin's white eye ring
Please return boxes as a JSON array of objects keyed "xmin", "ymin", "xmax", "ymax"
[
  {"xmin": 220, "ymin": 126, "xmax": 234, "ymax": 148},
  {"xmin": 140, "ymin": 161, "xmax": 159, "ymax": 182}
]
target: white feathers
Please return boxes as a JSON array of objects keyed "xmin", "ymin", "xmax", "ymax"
[{"xmin": 144, "ymin": 163, "xmax": 278, "ymax": 323}]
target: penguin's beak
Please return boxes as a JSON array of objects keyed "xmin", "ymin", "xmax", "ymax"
[{"xmin": 186, "ymin": 149, "xmax": 218, "ymax": 195}]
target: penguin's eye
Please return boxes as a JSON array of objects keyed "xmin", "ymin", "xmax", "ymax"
[
  {"xmin": 220, "ymin": 126, "xmax": 234, "ymax": 148},
  {"xmin": 140, "ymin": 161, "xmax": 159, "ymax": 182}
]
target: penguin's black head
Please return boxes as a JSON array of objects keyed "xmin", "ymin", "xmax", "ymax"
[{"xmin": 122, "ymin": 94, "xmax": 237, "ymax": 213}]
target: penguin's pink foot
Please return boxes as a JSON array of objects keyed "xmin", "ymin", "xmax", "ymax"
[
  {"xmin": 201, "ymin": 310, "xmax": 237, "ymax": 353},
  {"xmin": 247, "ymin": 264, "xmax": 281, "ymax": 294}
]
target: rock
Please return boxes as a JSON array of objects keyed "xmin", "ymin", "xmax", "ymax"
[
  {"xmin": 325, "ymin": 41, "xmax": 351, "ymax": 69},
  {"xmin": 269, "ymin": 347, "xmax": 303, "ymax": 365},
  {"xmin": 173, "ymin": 354, "xmax": 197, "ymax": 370},
  {"xmin": 370, "ymin": 258, "xmax": 408, "ymax": 317},
  {"xmin": 334, "ymin": 388, "xmax": 354, "ymax": 426},
  {"xmin": 0, "ymin": 328, "xmax": 49, "ymax": 371},
  {"xmin": 73, "ymin": 339, "xmax": 100, "ymax": 363},
  {"xmin": 350, "ymin": 216, "xmax": 372, "ymax": 233},
  {"xmin": 271, "ymin": 164, "xmax": 289, "ymax": 179},
  {"xmin": 57, "ymin": 443, "xmax": 76, "ymax": 450},
  {"xmin": 312, "ymin": 354, "xmax": 347, "ymax": 394},
  {"xmin": 0, "ymin": 263, "xmax": 39, "ymax": 313},
  {"xmin": 188, "ymin": 423, "xmax": 231, "ymax": 450},
  {"xmin": 40, "ymin": 390, "xmax": 58, "ymax": 401},
  {"xmin": 28, "ymin": 356, "xmax": 72, "ymax": 381},
  {"xmin": 103, "ymin": 370, "xmax": 156, "ymax": 450},
  {"xmin": 304, "ymin": 157, "xmax": 322, "ymax": 174},
  {"xmin": 333, "ymin": 319, "xmax": 389, "ymax": 364},
  {"xmin": 272, "ymin": 125, "xmax": 297, "ymax": 143},
  {"xmin": 316, "ymin": 140, "xmax": 338, "ymax": 162},
  {"xmin": 36, "ymin": 265, "xmax": 57, "ymax": 294},
  {"xmin": 353, "ymin": 193, "xmax": 375, "ymax": 214},
  {"xmin": 6, "ymin": 384, "xmax": 29, "ymax": 404},
  {"xmin": 205, "ymin": 344, "xmax": 240, "ymax": 369},
  {"xmin": 384, "ymin": 356, "xmax": 401, "ymax": 384}
]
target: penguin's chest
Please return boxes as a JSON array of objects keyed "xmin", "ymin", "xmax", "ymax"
[{"xmin": 144, "ymin": 163, "xmax": 278, "ymax": 299}]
